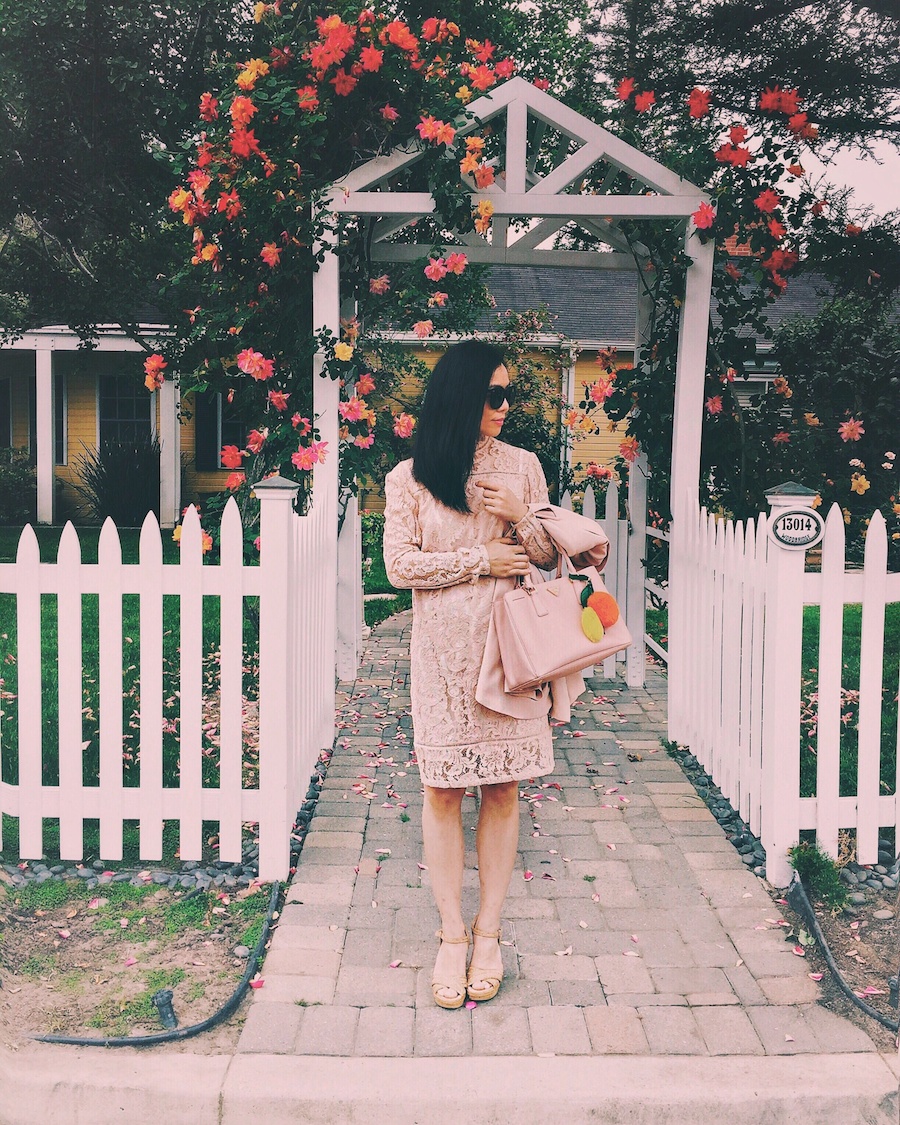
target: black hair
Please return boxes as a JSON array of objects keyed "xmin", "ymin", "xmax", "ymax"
[{"xmin": 412, "ymin": 338, "xmax": 506, "ymax": 512}]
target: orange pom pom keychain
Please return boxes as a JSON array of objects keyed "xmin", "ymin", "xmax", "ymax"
[{"xmin": 587, "ymin": 589, "xmax": 620, "ymax": 628}]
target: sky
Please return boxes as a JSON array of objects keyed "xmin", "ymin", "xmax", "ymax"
[{"xmin": 804, "ymin": 139, "xmax": 899, "ymax": 219}]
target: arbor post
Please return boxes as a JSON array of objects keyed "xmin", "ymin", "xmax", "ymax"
[{"xmin": 312, "ymin": 207, "xmax": 341, "ymax": 752}]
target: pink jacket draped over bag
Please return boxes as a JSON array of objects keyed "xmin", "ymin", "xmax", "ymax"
[{"xmin": 475, "ymin": 502, "xmax": 610, "ymax": 723}]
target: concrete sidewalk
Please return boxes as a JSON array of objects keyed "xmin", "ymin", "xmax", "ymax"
[{"xmin": 3, "ymin": 610, "xmax": 897, "ymax": 1124}]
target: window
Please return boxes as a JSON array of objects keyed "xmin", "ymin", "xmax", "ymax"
[
  {"xmin": 99, "ymin": 371, "xmax": 152, "ymax": 444},
  {"xmin": 194, "ymin": 390, "xmax": 248, "ymax": 470}
]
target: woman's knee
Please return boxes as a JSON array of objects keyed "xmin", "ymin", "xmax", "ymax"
[
  {"xmin": 478, "ymin": 780, "xmax": 520, "ymax": 813},
  {"xmin": 424, "ymin": 785, "xmax": 466, "ymax": 816}
]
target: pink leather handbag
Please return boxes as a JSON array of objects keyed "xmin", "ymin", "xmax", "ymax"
[{"xmin": 493, "ymin": 560, "xmax": 633, "ymax": 693}]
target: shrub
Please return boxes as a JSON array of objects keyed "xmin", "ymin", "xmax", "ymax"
[
  {"xmin": 0, "ymin": 449, "xmax": 36, "ymax": 524},
  {"xmin": 788, "ymin": 840, "xmax": 847, "ymax": 909},
  {"xmin": 74, "ymin": 435, "xmax": 161, "ymax": 526}
]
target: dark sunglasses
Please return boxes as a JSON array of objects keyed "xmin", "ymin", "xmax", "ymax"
[{"xmin": 485, "ymin": 384, "xmax": 515, "ymax": 409}]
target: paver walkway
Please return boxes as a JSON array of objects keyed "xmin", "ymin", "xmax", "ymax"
[{"xmin": 237, "ymin": 611, "xmax": 880, "ymax": 1061}]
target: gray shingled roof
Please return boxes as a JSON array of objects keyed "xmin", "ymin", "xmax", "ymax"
[{"xmin": 477, "ymin": 264, "xmax": 834, "ymax": 346}]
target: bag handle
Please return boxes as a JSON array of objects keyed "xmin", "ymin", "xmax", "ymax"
[{"xmin": 507, "ymin": 521, "xmax": 589, "ymax": 593}]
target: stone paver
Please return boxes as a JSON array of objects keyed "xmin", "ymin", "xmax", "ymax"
[
  {"xmin": 237, "ymin": 1002, "xmax": 303, "ymax": 1053},
  {"xmin": 236, "ymin": 611, "xmax": 882, "ymax": 1064},
  {"xmin": 528, "ymin": 1006, "xmax": 593, "ymax": 1055},
  {"xmin": 639, "ymin": 1007, "xmax": 708, "ymax": 1054},
  {"xmin": 295, "ymin": 1005, "xmax": 359, "ymax": 1056},
  {"xmin": 471, "ymin": 1006, "xmax": 532, "ymax": 1055},
  {"xmin": 692, "ymin": 1006, "xmax": 765, "ymax": 1056},
  {"xmin": 583, "ymin": 1006, "xmax": 649, "ymax": 1053},
  {"xmin": 414, "ymin": 1008, "xmax": 474, "ymax": 1056},
  {"xmin": 355, "ymin": 1007, "xmax": 415, "ymax": 1056}
]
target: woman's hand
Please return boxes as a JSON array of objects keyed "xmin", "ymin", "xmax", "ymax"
[
  {"xmin": 485, "ymin": 537, "xmax": 530, "ymax": 578},
  {"xmin": 476, "ymin": 480, "xmax": 528, "ymax": 524}
]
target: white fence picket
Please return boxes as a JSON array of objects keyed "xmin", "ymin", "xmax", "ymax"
[
  {"xmin": 138, "ymin": 512, "xmax": 165, "ymax": 861},
  {"xmin": 177, "ymin": 505, "xmax": 205, "ymax": 863},
  {"xmin": 15, "ymin": 526, "xmax": 43, "ymax": 858},
  {"xmin": 815, "ymin": 505, "xmax": 846, "ymax": 860},
  {"xmin": 601, "ymin": 482, "xmax": 619, "ymax": 678},
  {"xmin": 719, "ymin": 519, "xmax": 742, "ymax": 807},
  {"xmin": 855, "ymin": 510, "xmax": 888, "ymax": 865},
  {"xmin": 218, "ymin": 499, "xmax": 246, "ymax": 864},
  {"xmin": 57, "ymin": 523, "xmax": 84, "ymax": 860},
  {"xmin": 98, "ymin": 518, "xmax": 124, "ymax": 861},
  {"xmin": 582, "ymin": 483, "xmax": 596, "ymax": 522}
]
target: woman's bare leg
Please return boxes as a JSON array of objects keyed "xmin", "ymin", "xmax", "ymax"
[
  {"xmin": 422, "ymin": 784, "xmax": 468, "ymax": 1001},
  {"xmin": 471, "ymin": 779, "xmax": 520, "ymax": 990}
]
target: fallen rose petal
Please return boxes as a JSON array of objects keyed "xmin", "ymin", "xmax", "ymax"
[
  {"xmin": 124, "ymin": 957, "xmax": 137, "ymax": 967},
  {"xmin": 784, "ymin": 1034, "xmax": 794, "ymax": 1042},
  {"xmin": 389, "ymin": 960, "xmax": 402, "ymax": 968},
  {"xmin": 88, "ymin": 898, "xmax": 101, "ymax": 909},
  {"xmin": 607, "ymin": 843, "xmax": 617, "ymax": 851},
  {"xmin": 523, "ymin": 870, "xmax": 534, "ymax": 880},
  {"xmin": 631, "ymin": 934, "xmax": 639, "ymax": 943},
  {"xmin": 555, "ymin": 946, "xmax": 573, "ymax": 956},
  {"xmin": 465, "ymin": 1000, "xmax": 477, "ymax": 1009},
  {"xmin": 249, "ymin": 978, "xmax": 265, "ymax": 989},
  {"xmin": 591, "ymin": 893, "xmax": 600, "ymax": 902},
  {"xmin": 808, "ymin": 972, "xmax": 824, "ymax": 981},
  {"xmin": 623, "ymin": 950, "xmax": 639, "ymax": 957},
  {"xmin": 417, "ymin": 863, "xmax": 428, "ymax": 870},
  {"xmin": 120, "ymin": 918, "xmax": 129, "ymax": 928},
  {"xmin": 57, "ymin": 929, "xmax": 71, "ymax": 939},
  {"xmin": 792, "ymin": 945, "xmax": 806, "ymax": 956}
]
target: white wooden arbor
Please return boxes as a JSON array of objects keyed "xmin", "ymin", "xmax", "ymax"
[{"xmin": 314, "ymin": 76, "xmax": 715, "ymax": 690}]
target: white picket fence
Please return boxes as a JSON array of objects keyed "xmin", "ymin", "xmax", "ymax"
[
  {"xmin": 668, "ymin": 498, "xmax": 899, "ymax": 886},
  {"xmin": 0, "ymin": 476, "xmax": 342, "ymax": 881}
]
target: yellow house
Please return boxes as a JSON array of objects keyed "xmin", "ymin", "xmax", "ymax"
[{"xmin": 0, "ymin": 265, "xmax": 825, "ymax": 525}]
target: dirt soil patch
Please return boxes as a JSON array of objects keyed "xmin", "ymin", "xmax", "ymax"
[
  {"xmin": 777, "ymin": 881, "xmax": 899, "ymax": 1053},
  {"xmin": 0, "ymin": 878, "xmax": 271, "ymax": 1054}
]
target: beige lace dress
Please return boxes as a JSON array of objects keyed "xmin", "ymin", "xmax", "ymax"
[{"xmin": 383, "ymin": 437, "xmax": 558, "ymax": 788}]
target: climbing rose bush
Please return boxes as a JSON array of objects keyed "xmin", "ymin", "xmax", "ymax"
[{"xmin": 158, "ymin": 5, "xmax": 517, "ymax": 536}]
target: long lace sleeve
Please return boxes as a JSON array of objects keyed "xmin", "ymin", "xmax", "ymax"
[
  {"xmin": 510, "ymin": 453, "xmax": 558, "ymax": 569},
  {"xmin": 383, "ymin": 466, "xmax": 491, "ymax": 589}
]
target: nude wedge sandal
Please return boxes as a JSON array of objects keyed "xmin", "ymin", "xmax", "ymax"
[
  {"xmin": 432, "ymin": 929, "xmax": 471, "ymax": 1010},
  {"xmin": 466, "ymin": 918, "xmax": 503, "ymax": 1002}
]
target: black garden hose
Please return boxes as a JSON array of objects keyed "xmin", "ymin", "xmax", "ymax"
[
  {"xmin": 786, "ymin": 871, "xmax": 899, "ymax": 1034},
  {"xmin": 34, "ymin": 880, "xmax": 281, "ymax": 1048}
]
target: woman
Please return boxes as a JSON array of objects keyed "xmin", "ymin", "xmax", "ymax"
[{"xmin": 383, "ymin": 338, "xmax": 558, "ymax": 1009}]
